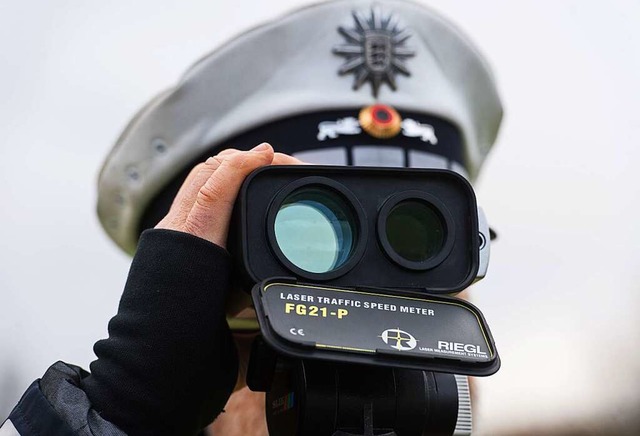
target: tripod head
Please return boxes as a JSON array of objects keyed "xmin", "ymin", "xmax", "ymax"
[{"xmin": 248, "ymin": 338, "xmax": 472, "ymax": 436}]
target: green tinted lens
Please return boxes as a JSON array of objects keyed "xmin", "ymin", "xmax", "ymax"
[
  {"xmin": 274, "ymin": 187, "xmax": 356, "ymax": 274},
  {"xmin": 385, "ymin": 200, "xmax": 445, "ymax": 263}
]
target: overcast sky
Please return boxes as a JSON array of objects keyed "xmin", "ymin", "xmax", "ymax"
[{"xmin": 1, "ymin": 0, "xmax": 639, "ymax": 433}]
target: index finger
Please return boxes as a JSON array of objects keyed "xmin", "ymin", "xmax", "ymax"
[
  {"xmin": 184, "ymin": 143, "xmax": 275, "ymax": 246},
  {"xmin": 272, "ymin": 152, "xmax": 306, "ymax": 165}
]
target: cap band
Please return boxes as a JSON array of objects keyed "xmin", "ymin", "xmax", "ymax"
[{"xmin": 138, "ymin": 109, "xmax": 466, "ymax": 235}]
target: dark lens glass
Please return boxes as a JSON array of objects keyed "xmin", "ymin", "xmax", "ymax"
[
  {"xmin": 274, "ymin": 187, "xmax": 356, "ymax": 274},
  {"xmin": 385, "ymin": 200, "xmax": 445, "ymax": 263}
]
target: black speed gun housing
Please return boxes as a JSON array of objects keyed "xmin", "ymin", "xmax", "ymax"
[
  {"xmin": 230, "ymin": 166, "xmax": 499, "ymax": 436},
  {"xmin": 234, "ymin": 165, "xmax": 488, "ymax": 292}
]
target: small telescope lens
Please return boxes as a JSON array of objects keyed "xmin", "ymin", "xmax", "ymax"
[
  {"xmin": 274, "ymin": 187, "xmax": 356, "ymax": 274},
  {"xmin": 385, "ymin": 200, "xmax": 445, "ymax": 263}
]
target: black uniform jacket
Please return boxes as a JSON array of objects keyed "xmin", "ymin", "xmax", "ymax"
[{"xmin": 1, "ymin": 230, "xmax": 239, "ymax": 435}]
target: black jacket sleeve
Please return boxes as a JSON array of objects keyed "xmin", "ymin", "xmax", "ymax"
[{"xmin": 2, "ymin": 229, "xmax": 239, "ymax": 435}]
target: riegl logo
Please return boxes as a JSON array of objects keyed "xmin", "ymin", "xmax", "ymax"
[
  {"xmin": 379, "ymin": 328, "xmax": 417, "ymax": 351},
  {"xmin": 437, "ymin": 341, "xmax": 487, "ymax": 355}
]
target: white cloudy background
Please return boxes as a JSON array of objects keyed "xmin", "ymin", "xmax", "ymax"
[{"xmin": 1, "ymin": 0, "xmax": 639, "ymax": 434}]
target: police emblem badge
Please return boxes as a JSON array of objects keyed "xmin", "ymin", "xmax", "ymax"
[{"xmin": 333, "ymin": 6, "xmax": 415, "ymax": 97}]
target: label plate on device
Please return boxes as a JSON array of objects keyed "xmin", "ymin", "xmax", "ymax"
[{"xmin": 252, "ymin": 281, "xmax": 500, "ymax": 376}]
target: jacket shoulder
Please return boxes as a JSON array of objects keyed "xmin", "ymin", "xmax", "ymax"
[{"xmin": 1, "ymin": 361, "xmax": 126, "ymax": 435}]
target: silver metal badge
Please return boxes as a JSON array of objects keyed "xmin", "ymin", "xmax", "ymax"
[
  {"xmin": 401, "ymin": 119, "xmax": 438, "ymax": 145},
  {"xmin": 317, "ymin": 117, "xmax": 361, "ymax": 141},
  {"xmin": 333, "ymin": 6, "xmax": 415, "ymax": 97}
]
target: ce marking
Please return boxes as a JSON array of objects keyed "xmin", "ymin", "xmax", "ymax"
[{"xmin": 289, "ymin": 328, "xmax": 305, "ymax": 336}]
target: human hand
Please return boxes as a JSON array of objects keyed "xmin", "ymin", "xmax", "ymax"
[{"xmin": 155, "ymin": 143, "xmax": 301, "ymax": 248}]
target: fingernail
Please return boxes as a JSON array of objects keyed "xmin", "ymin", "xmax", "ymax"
[{"xmin": 251, "ymin": 143, "xmax": 270, "ymax": 152}]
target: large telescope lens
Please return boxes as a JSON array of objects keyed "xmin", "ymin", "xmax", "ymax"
[
  {"xmin": 274, "ymin": 186, "xmax": 356, "ymax": 274},
  {"xmin": 385, "ymin": 200, "xmax": 445, "ymax": 263}
]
